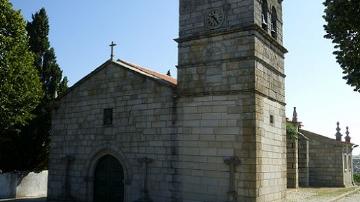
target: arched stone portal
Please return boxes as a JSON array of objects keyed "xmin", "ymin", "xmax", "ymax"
[{"xmin": 94, "ymin": 155, "xmax": 125, "ymax": 202}]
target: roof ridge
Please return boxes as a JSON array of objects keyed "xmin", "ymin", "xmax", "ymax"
[
  {"xmin": 300, "ymin": 129, "xmax": 356, "ymax": 145},
  {"xmin": 117, "ymin": 59, "xmax": 177, "ymax": 86}
]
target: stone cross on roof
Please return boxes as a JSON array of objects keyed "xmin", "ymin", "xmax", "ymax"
[{"xmin": 109, "ymin": 41, "xmax": 117, "ymax": 61}]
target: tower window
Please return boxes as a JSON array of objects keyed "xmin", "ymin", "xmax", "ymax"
[
  {"xmin": 261, "ymin": 0, "xmax": 269, "ymax": 30},
  {"xmin": 270, "ymin": 115, "xmax": 274, "ymax": 124},
  {"xmin": 271, "ymin": 7, "xmax": 278, "ymax": 38},
  {"xmin": 103, "ymin": 108, "xmax": 113, "ymax": 126}
]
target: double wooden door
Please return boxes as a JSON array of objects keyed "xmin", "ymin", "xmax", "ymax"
[{"xmin": 94, "ymin": 155, "xmax": 124, "ymax": 202}]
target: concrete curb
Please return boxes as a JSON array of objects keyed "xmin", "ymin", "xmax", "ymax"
[{"xmin": 329, "ymin": 186, "xmax": 360, "ymax": 202}]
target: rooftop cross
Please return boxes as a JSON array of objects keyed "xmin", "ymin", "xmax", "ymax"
[{"xmin": 109, "ymin": 41, "xmax": 117, "ymax": 61}]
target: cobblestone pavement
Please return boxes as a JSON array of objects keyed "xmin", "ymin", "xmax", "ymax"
[
  {"xmin": 338, "ymin": 191, "xmax": 360, "ymax": 202},
  {"xmin": 286, "ymin": 187, "xmax": 358, "ymax": 202},
  {"xmin": 0, "ymin": 198, "xmax": 46, "ymax": 202}
]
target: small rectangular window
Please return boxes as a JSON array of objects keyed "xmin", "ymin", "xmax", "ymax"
[
  {"xmin": 270, "ymin": 115, "xmax": 274, "ymax": 124},
  {"xmin": 103, "ymin": 108, "xmax": 113, "ymax": 126}
]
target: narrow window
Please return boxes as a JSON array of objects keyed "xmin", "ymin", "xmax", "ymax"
[
  {"xmin": 103, "ymin": 108, "xmax": 113, "ymax": 126},
  {"xmin": 270, "ymin": 115, "xmax": 274, "ymax": 124},
  {"xmin": 261, "ymin": 0, "xmax": 269, "ymax": 30},
  {"xmin": 271, "ymin": 7, "xmax": 278, "ymax": 38}
]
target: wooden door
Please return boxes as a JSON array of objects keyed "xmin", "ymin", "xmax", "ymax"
[{"xmin": 94, "ymin": 155, "xmax": 124, "ymax": 202}]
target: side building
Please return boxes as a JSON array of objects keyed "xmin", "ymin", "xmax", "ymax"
[{"xmin": 287, "ymin": 108, "xmax": 357, "ymax": 188}]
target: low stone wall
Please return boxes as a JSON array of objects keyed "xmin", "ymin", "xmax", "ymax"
[{"xmin": 0, "ymin": 171, "xmax": 47, "ymax": 199}]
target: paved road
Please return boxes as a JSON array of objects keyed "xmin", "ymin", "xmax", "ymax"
[
  {"xmin": 0, "ymin": 198, "xmax": 46, "ymax": 202},
  {"xmin": 338, "ymin": 191, "xmax": 360, "ymax": 202}
]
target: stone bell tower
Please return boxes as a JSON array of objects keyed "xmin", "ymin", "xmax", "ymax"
[{"xmin": 176, "ymin": 0, "xmax": 287, "ymax": 201}]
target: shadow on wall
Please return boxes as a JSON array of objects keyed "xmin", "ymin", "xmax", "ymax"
[{"xmin": 0, "ymin": 171, "xmax": 47, "ymax": 199}]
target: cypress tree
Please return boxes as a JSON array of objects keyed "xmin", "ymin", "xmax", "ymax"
[{"xmin": 1, "ymin": 8, "xmax": 69, "ymax": 172}]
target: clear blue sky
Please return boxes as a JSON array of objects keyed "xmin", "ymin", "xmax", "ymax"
[{"xmin": 11, "ymin": 0, "xmax": 360, "ymax": 154}]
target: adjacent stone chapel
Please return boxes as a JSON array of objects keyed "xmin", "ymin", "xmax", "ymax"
[{"xmin": 48, "ymin": 0, "xmax": 288, "ymax": 201}]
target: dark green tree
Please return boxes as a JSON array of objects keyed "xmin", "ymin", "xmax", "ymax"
[
  {"xmin": 0, "ymin": 7, "xmax": 68, "ymax": 172},
  {"xmin": 0, "ymin": 0, "xmax": 43, "ymax": 172},
  {"xmin": 324, "ymin": 0, "xmax": 360, "ymax": 92},
  {"xmin": 16, "ymin": 8, "xmax": 68, "ymax": 171},
  {"xmin": 27, "ymin": 8, "xmax": 68, "ymax": 101},
  {"xmin": 0, "ymin": 0, "xmax": 42, "ymax": 134}
]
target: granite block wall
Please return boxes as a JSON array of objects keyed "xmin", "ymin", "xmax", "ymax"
[
  {"xmin": 287, "ymin": 137, "xmax": 298, "ymax": 188},
  {"xmin": 298, "ymin": 134, "xmax": 309, "ymax": 187},
  {"xmin": 48, "ymin": 62, "xmax": 177, "ymax": 202},
  {"xmin": 176, "ymin": 94, "xmax": 257, "ymax": 201},
  {"xmin": 300, "ymin": 130, "xmax": 350, "ymax": 187}
]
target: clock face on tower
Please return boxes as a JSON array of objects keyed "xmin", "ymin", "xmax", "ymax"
[{"xmin": 205, "ymin": 8, "xmax": 225, "ymax": 29}]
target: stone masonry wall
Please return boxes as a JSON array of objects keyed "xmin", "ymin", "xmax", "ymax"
[
  {"xmin": 176, "ymin": 94, "xmax": 257, "ymax": 201},
  {"xmin": 287, "ymin": 137, "xmax": 298, "ymax": 188},
  {"xmin": 179, "ymin": 0, "xmax": 254, "ymax": 39},
  {"xmin": 177, "ymin": 0, "xmax": 287, "ymax": 200},
  {"xmin": 177, "ymin": 32, "xmax": 256, "ymax": 95},
  {"xmin": 298, "ymin": 135, "xmax": 309, "ymax": 187},
  {"xmin": 254, "ymin": 24, "xmax": 286, "ymax": 201},
  {"xmin": 301, "ymin": 130, "xmax": 345, "ymax": 187},
  {"xmin": 48, "ymin": 62, "xmax": 176, "ymax": 202},
  {"xmin": 255, "ymin": 96, "xmax": 286, "ymax": 201}
]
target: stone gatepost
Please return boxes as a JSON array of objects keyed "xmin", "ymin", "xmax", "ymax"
[
  {"xmin": 287, "ymin": 135, "xmax": 298, "ymax": 188},
  {"xmin": 298, "ymin": 134, "xmax": 309, "ymax": 187}
]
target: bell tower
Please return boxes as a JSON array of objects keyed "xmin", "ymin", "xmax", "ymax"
[{"xmin": 176, "ymin": 0, "xmax": 287, "ymax": 201}]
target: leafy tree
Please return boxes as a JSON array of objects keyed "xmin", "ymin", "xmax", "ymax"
[
  {"xmin": 286, "ymin": 122, "xmax": 298, "ymax": 140},
  {"xmin": 0, "ymin": 0, "xmax": 42, "ymax": 134},
  {"xmin": 323, "ymin": 0, "xmax": 360, "ymax": 92},
  {"xmin": 0, "ymin": 7, "xmax": 68, "ymax": 172},
  {"xmin": 354, "ymin": 173, "xmax": 360, "ymax": 185},
  {"xmin": 16, "ymin": 8, "xmax": 68, "ymax": 171}
]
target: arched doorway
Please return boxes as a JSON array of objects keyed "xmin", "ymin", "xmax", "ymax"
[{"xmin": 94, "ymin": 155, "xmax": 124, "ymax": 202}]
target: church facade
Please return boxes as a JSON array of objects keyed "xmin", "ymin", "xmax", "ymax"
[{"xmin": 48, "ymin": 0, "xmax": 288, "ymax": 202}]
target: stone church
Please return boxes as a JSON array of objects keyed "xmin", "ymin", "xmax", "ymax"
[{"xmin": 48, "ymin": 0, "xmax": 288, "ymax": 201}]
